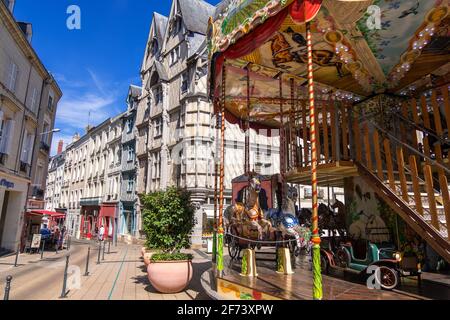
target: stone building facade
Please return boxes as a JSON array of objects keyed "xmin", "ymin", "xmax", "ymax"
[
  {"xmin": 119, "ymin": 85, "xmax": 141, "ymax": 242},
  {"xmin": 0, "ymin": 1, "xmax": 61, "ymax": 253}
]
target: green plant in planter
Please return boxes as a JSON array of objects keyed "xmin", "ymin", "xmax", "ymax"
[{"xmin": 142, "ymin": 187, "xmax": 196, "ymax": 261}]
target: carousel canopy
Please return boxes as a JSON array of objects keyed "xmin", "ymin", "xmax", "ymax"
[{"xmin": 208, "ymin": 0, "xmax": 450, "ymax": 126}]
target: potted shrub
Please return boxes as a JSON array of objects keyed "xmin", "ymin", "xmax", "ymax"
[{"xmin": 142, "ymin": 187, "xmax": 196, "ymax": 294}]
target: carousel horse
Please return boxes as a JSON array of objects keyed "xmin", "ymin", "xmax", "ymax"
[
  {"xmin": 224, "ymin": 176, "xmax": 272, "ymax": 240},
  {"xmin": 266, "ymin": 185, "xmax": 311, "ymax": 255},
  {"xmin": 296, "ymin": 203, "xmax": 338, "ymax": 232}
]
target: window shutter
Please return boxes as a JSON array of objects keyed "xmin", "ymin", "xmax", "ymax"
[
  {"xmin": 27, "ymin": 133, "xmax": 35, "ymax": 164},
  {"xmin": 3, "ymin": 120, "xmax": 15, "ymax": 155},
  {"xmin": 8, "ymin": 63, "xmax": 19, "ymax": 92},
  {"xmin": 30, "ymin": 88, "xmax": 38, "ymax": 112}
]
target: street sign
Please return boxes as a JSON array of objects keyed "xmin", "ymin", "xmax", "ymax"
[{"xmin": 31, "ymin": 234, "xmax": 42, "ymax": 248}]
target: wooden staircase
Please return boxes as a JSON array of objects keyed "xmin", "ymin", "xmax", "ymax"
[
  {"xmin": 353, "ymin": 114, "xmax": 450, "ymax": 263},
  {"xmin": 282, "ymin": 84, "xmax": 450, "ymax": 262}
]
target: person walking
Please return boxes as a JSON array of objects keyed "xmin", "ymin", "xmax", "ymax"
[
  {"xmin": 59, "ymin": 226, "xmax": 66, "ymax": 249},
  {"xmin": 98, "ymin": 225, "xmax": 105, "ymax": 242},
  {"xmin": 54, "ymin": 227, "xmax": 61, "ymax": 250}
]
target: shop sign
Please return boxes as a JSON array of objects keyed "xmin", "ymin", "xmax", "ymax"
[
  {"xmin": 0, "ymin": 179, "xmax": 15, "ymax": 189},
  {"xmin": 31, "ymin": 234, "xmax": 42, "ymax": 248}
]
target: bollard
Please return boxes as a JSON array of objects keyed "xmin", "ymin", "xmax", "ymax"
[
  {"xmin": 102, "ymin": 241, "xmax": 106, "ymax": 261},
  {"xmin": 108, "ymin": 240, "xmax": 111, "ymax": 254},
  {"xmin": 84, "ymin": 247, "xmax": 90, "ymax": 276},
  {"xmin": 3, "ymin": 276, "xmax": 12, "ymax": 300},
  {"xmin": 41, "ymin": 240, "xmax": 46, "ymax": 260},
  {"xmin": 14, "ymin": 244, "xmax": 20, "ymax": 267},
  {"xmin": 60, "ymin": 255, "xmax": 70, "ymax": 298},
  {"xmin": 97, "ymin": 242, "xmax": 101, "ymax": 264},
  {"xmin": 67, "ymin": 236, "xmax": 71, "ymax": 251}
]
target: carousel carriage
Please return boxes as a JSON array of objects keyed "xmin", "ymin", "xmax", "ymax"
[{"xmin": 224, "ymin": 172, "xmax": 311, "ymax": 260}]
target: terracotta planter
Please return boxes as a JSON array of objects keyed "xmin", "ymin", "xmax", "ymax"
[
  {"xmin": 143, "ymin": 251, "xmax": 157, "ymax": 266},
  {"xmin": 147, "ymin": 260, "xmax": 193, "ymax": 294}
]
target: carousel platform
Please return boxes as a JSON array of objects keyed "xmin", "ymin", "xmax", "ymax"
[
  {"xmin": 286, "ymin": 161, "xmax": 358, "ymax": 188},
  {"xmin": 201, "ymin": 249, "xmax": 426, "ymax": 301}
]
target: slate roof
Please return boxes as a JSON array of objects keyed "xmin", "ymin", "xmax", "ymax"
[
  {"xmin": 178, "ymin": 0, "xmax": 215, "ymax": 35},
  {"xmin": 153, "ymin": 12, "xmax": 168, "ymax": 44},
  {"xmin": 129, "ymin": 85, "xmax": 142, "ymax": 98}
]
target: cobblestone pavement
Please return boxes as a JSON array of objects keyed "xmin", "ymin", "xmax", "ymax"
[{"xmin": 0, "ymin": 241, "xmax": 212, "ymax": 300}]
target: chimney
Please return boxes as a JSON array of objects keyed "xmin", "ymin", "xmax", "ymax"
[
  {"xmin": 57, "ymin": 140, "xmax": 64, "ymax": 155},
  {"xmin": 72, "ymin": 133, "xmax": 80, "ymax": 143},
  {"xmin": 3, "ymin": 0, "xmax": 15, "ymax": 13}
]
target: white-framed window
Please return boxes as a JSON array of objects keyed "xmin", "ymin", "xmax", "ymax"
[
  {"xmin": 154, "ymin": 117, "xmax": 162, "ymax": 137},
  {"xmin": 7, "ymin": 61, "xmax": 19, "ymax": 93},
  {"xmin": 127, "ymin": 119, "xmax": 133, "ymax": 133},
  {"xmin": 127, "ymin": 147, "xmax": 134, "ymax": 162},
  {"xmin": 41, "ymin": 122, "xmax": 50, "ymax": 145},
  {"xmin": 127, "ymin": 180, "xmax": 134, "ymax": 193},
  {"xmin": 20, "ymin": 130, "xmax": 34, "ymax": 164},
  {"xmin": 181, "ymin": 72, "xmax": 188, "ymax": 93},
  {"xmin": 30, "ymin": 88, "xmax": 38, "ymax": 113},
  {"xmin": 170, "ymin": 46, "xmax": 180, "ymax": 65}
]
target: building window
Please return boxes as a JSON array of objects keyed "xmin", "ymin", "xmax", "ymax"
[
  {"xmin": 127, "ymin": 147, "xmax": 134, "ymax": 162},
  {"xmin": 20, "ymin": 130, "xmax": 34, "ymax": 165},
  {"xmin": 41, "ymin": 122, "xmax": 50, "ymax": 145},
  {"xmin": 30, "ymin": 88, "xmax": 38, "ymax": 113},
  {"xmin": 181, "ymin": 72, "xmax": 188, "ymax": 93},
  {"xmin": 151, "ymin": 39, "xmax": 158, "ymax": 56},
  {"xmin": 127, "ymin": 119, "xmax": 133, "ymax": 133},
  {"xmin": 304, "ymin": 187, "xmax": 312, "ymax": 199},
  {"xmin": 170, "ymin": 46, "xmax": 180, "ymax": 65},
  {"xmin": 154, "ymin": 118, "xmax": 162, "ymax": 137},
  {"xmin": 127, "ymin": 180, "xmax": 134, "ymax": 193},
  {"xmin": 7, "ymin": 62, "xmax": 19, "ymax": 93},
  {"xmin": 0, "ymin": 115, "xmax": 15, "ymax": 155},
  {"xmin": 154, "ymin": 86, "xmax": 163, "ymax": 105},
  {"xmin": 47, "ymin": 95, "xmax": 54, "ymax": 110}
]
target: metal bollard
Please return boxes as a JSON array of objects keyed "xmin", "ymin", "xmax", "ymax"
[
  {"xmin": 84, "ymin": 247, "xmax": 90, "ymax": 276},
  {"xmin": 14, "ymin": 244, "xmax": 20, "ymax": 267},
  {"xmin": 41, "ymin": 240, "xmax": 46, "ymax": 260},
  {"xmin": 97, "ymin": 242, "xmax": 101, "ymax": 264},
  {"xmin": 108, "ymin": 240, "xmax": 111, "ymax": 254},
  {"xmin": 67, "ymin": 236, "xmax": 71, "ymax": 251},
  {"xmin": 102, "ymin": 241, "xmax": 106, "ymax": 261},
  {"xmin": 60, "ymin": 255, "xmax": 70, "ymax": 298},
  {"xmin": 3, "ymin": 276, "xmax": 12, "ymax": 300}
]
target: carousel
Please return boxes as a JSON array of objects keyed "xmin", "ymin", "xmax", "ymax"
[{"xmin": 206, "ymin": 0, "xmax": 450, "ymax": 300}]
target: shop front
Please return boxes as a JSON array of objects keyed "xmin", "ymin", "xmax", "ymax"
[
  {"xmin": 0, "ymin": 172, "xmax": 29, "ymax": 253},
  {"xmin": 100, "ymin": 202, "xmax": 118, "ymax": 241},
  {"xmin": 22, "ymin": 210, "xmax": 66, "ymax": 250}
]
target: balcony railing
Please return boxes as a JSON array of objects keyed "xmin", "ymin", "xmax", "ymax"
[
  {"xmin": 80, "ymin": 197, "xmax": 102, "ymax": 206},
  {"xmin": 40, "ymin": 141, "xmax": 51, "ymax": 153},
  {"xmin": 20, "ymin": 161, "xmax": 31, "ymax": 174}
]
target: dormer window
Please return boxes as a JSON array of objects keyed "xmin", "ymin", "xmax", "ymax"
[
  {"xmin": 171, "ymin": 16, "xmax": 182, "ymax": 37},
  {"xmin": 151, "ymin": 39, "xmax": 158, "ymax": 56}
]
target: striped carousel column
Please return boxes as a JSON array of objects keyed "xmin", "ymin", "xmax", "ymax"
[
  {"xmin": 279, "ymin": 76, "xmax": 286, "ymax": 201},
  {"xmin": 213, "ymin": 101, "xmax": 220, "ymax": 264},
  {"xmin": 306, "ymin": 21, "xmax": 323, "ymax": 300},
  {"xmin": 217, "ymin": 62, "xmax": 227, "ymax": 276}
]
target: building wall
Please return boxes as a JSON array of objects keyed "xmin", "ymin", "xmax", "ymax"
[{"xmin": 0, "ymin": 2, "xmax": 61, "ymax": 251}]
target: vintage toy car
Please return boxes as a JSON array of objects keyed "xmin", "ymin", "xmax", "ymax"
[{"xmin": 321, "ymin": 238, "xmax": 421, "ymax": 290}]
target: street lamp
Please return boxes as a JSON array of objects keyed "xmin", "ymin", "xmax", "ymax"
[{"xmin": 40, "ymin": 128, "xmax": 61, "ymax": 136}]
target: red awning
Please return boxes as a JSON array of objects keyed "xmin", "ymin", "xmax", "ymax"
[
  {"xmin": 29, "ymin": 210, "xmax": 66, "ymax": 219},
  {"xmin": 100, "ymin": 205, "xmax": 116, "ymax": 218}
]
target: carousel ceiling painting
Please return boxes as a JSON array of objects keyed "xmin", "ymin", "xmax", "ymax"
[{"xmin": 209, "ymin": 0, "xmax": 450, "ymax": 98}]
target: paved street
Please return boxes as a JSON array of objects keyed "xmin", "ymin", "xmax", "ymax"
[{"xmin": 0, "ymin": 241, "xmax": 211, "ymax": 300}]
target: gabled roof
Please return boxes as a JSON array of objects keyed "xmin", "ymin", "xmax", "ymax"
[
  {"xmin": 178, "ymin": 0, "xmax": 215, "ymax": 35},
  {"xmin": 128, "ymin": 85, "xmax": 142, "ymax": 98},
  {"xmin": 153, "ymin": 12, "xmax": 168, "ymax": 44},
  {"xmin": 153, "ymin": 61, "xmax": 169, "ymax": 82}
]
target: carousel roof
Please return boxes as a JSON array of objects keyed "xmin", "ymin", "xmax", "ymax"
[{"xmin": 208, "ymin": 0, "xmax": 450, "ymax": 117}]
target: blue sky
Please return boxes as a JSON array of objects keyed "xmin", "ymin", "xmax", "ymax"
[{"xmin": 13, "ymin": 0, "xmax": 220, "ymax": 155}]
